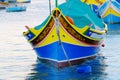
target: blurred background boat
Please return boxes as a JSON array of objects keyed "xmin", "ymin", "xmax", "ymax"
[
  {"xmin": 91, "ymin": 0, "xmax": 120, "ymax": 33},
  {"xmin": 0, "ymin": 0, "xmax": 9, "ymax": 9},
  {"xmin": 6, "ymin": 5, "xmax": 26, "ymax": 12},
  {"xmin": 5, "ymin": 0, "xmax": 16, "ymax": 3},
  {"xmin": 99, "ymin": 0, "xmax": 120, "ymax": 33},
  {"xmin": 17, "ymin": 0, "xmax": 31, "ymax": 3},
  {"xmin": 5, "ymin": 0, "xmax": 28, "ymax": 12}
]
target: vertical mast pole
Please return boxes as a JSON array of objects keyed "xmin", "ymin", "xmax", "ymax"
[
  {"xmin": 49, "ymin": 0, "xmax": 51, "ymax": 15},
  {"xmin": 55, "ymin": 0, "xmax": 58, "ymax": 7}
]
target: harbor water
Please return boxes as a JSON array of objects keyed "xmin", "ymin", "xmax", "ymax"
[{"xmin": 0, "ymin": 0, "xmax": 120, "ymax": 80}]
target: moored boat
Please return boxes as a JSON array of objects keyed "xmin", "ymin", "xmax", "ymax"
[
  {"xmin": 0, "ymin": 1, "xmax": 8, "ymax": 9},
  {"xmin": 5, "ymin": 0, "xmax": 16, "ymax": 3},
  {"xmin": 6, "ymin": 5, "xmax": 26, "ymax": 12},
  {"xmin": 23, "ymin": 0, "xmax": 107, "ymax": 68},
  {"xmin": 92, "ymin": 0, "xmax": 120, "ymax": 33},
  {"xmin": 17, "ymin": 0, "xmax": 31, "ymax": 3}
]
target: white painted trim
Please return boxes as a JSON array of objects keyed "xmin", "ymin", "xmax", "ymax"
[
  {"xmin": 38, "ymin": 53, "xmax": 98, "ymax": 63},
  {"xmin": 101, "ymin": 1, "xmax": 120, "ymax": 17}
]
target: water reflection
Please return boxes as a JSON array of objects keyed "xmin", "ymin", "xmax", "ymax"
[{"xmin": 25, "ymin": 54, "xmax": 108, "ymax": 80}]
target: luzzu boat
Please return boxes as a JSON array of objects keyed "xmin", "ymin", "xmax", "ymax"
[
  {"xmin": 23, "ymin": 0, "xmax": 107, "ymax": 68},
  {"xmin": 92, "ymin": 0, "xmax": 120, "ymax": 32}
]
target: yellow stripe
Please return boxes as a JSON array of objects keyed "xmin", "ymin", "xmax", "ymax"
[
  {"xmin": 102, "ymin": 8, "xmax": 120, "ymax": 18},
  {"xmin": 0, "ymin": 2, "xmax": 9, "ymax": 5},
  {"xmin": 61, "ymin": 13, "xmax": 104, "ymax": 41},
  {"xmin": 35, "ymin": 26, "xmax": 91, "ymax": 48},
  {"xmin": 34, "ymin": 8, "xmax": 105, "ymax": 47},
  {"xmin": 28, "ymin": 27, "xmax": 44, "ymax": 42},
  {"xmin": 23, "ymin": 27, "xmax": 45, "ymax": 42},
  {"xmin": 23, "ymin": 16, "xmax": 52, "ymax": 42},
  {"xmin": 60, "ymin": 26, "xmax": 89, "ymax": 46},
  {"xmin": 81, "ymin": 0, "xmax": 106, "ymax": 5},
  {"xmin": 35, "ymin": 27, "xmax": 58, "ymax": 47},
  {"xmin": 17, "ymin": 0, "xmax": 29, "ymax": 2}
]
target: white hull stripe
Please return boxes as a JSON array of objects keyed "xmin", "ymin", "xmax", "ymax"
[{"xmin": 37, "ymin": 53, "xmax": 99, "ymax": 63}]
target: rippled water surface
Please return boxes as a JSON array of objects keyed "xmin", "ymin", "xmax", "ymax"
[{"xmin": 0, "ymin": 0, "xmax": 120, "ymax": 80}]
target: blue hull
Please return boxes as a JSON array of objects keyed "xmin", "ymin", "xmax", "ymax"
[
  {"xmin": 106, "ymin": 24, "xmax": 120, "ymax": 34},
  {"xmin": 103, "ymin": 14, "xmax": 120, "ymax": 24},
  {"xmin": 6, "ymin": 6, "xmax": 26, "ymax": 12},
  {"xmin": 34, "ymin": 41, "xmax": 100, "ymax": 62},
  {"xmin": 103, "ymin": 14, "xmax": 120, "ymax": 32}
]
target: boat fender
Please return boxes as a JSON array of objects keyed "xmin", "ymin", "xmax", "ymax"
[
  {"xmin": 77, "ymin": 65, "xmax": 92, "ymax": 73},
  {"xmin": 101, "ymin": 44, "xmax": 105, "ymax": 47},
  {"xmin": 66, "ymin": 16, "xmax": 74, "ymax": 24}
]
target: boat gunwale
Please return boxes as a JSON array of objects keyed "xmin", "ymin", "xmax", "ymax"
[{"xmin": 24, "ymin": 8, "xmax": 107, "ymax": 46}]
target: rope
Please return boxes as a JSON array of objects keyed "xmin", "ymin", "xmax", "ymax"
[
  {"xmin": 60, "ymin": 42, "xmax": 72, "ymax": 67},
  {"xmin": 53, "ymin": 15, "xmax": 72, "ymax": 67}
]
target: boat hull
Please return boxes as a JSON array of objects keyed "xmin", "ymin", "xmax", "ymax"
[
  {"xmin": 6, "ymin": 6, "xmax": 26, "ymax": 12},
  {"xmin": 94, "ymin": 0, "xmax": 120, "ymax": 32},
  {"xmin": 103, "ymin": 14, "xmax": 120, "ymax": 24},
  {"xmin": 17, "ymin": 0, "xmax": 31, "ymax": 3},
  {"xmin": 23, "ymin": 7, "xmax": 107, "ymax": 68},
  {"xmin": 37, "ymin": 54, "xmax": 97, "ymax": 68},
  {"xmin": 106, "ymin": 24, "xmax": 120, "ymax": 34},
  {"xmin": 34, "ymin": 41, "xmax": 100, "ymax": 68},
  {"xmin": 103, "ymin": 14, "xmax": 120, "ymax": 32}
]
